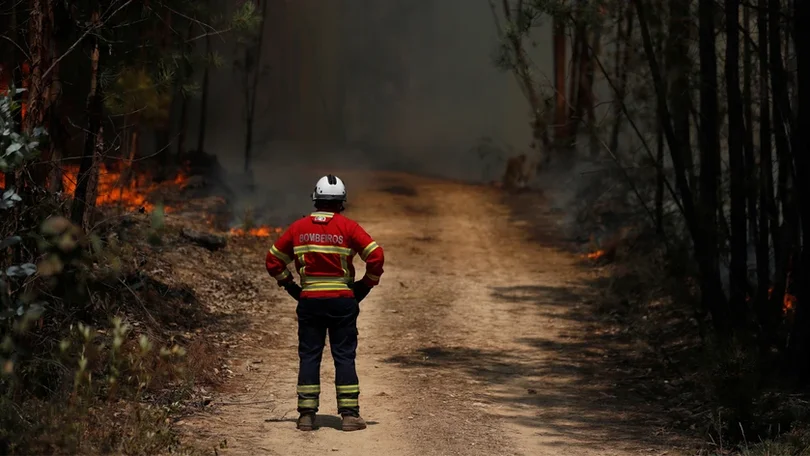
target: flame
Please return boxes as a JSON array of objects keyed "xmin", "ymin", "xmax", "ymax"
[
  {"xmin": 784, "ymin": 293, "xmax": 797, "ymax": 314},
  {"xmin": 2, "ymin": 165, "xmax": 187, "ymax": 213},
  {"xmin": 583, "ymin": 249, "xmax": 606, "ymax": 260},
  {"xmin": 59, "ymin": 163, "xmax": 188, "ymax": 212},
  {"xmin": 766, "ymin": 285, "xmax": 798, "ymax": 315},
  {"xmin": 0, "ymin": 62, "xmax": 29, "ymax": 120},
  {"xmin": 228, "ymin": 226, "xmax": 282, "ymax": 237}
]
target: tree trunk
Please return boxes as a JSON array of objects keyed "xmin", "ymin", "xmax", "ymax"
[
  {"xmin": 119, "ymin": 113, "xmax": 140, "ymax": 188},
  {"xmin": 726, "ymin": 0, "xmax": 748, "ymax": 328},
  {"xmin": 22, "ymin": 0, "xmax": 43, "ymax": 129},
  {"xmin": 70, "ymin": 11, "xmax": 103, "ymax": 230},
  {"xmin": 82, "ymin": 126, "xmax": 103, "ymax": 229},
  {"xmin": 742, "ymin": 3, "xmax": 758, "ymax": 249},
  {"xmin": 585, "ymin": 26, "xmax": 602, "ymax": 157},
  {"xmin": 22, "ymin": 0, "xmax": 48, "ymax": 187},
  {"xmin": 789, "ymin": 0, "xmax": 810, "ymax": 380},
  {"xmin": 756, "ymin": 0, "xmax": 775, "ymax": 337},
  {"xmin": 244, "ymin": 0, "xmax": 268, "ymax": 175},
  {"xmin": 769, "ymin": 0, "xmax": 796, "ymax": 320},
  {"xmin": 567, "ymin": 25, "xmax": 583, "ymax": 146},
  {"xmin": 656, "ymin": 118, "xmax": 665, "ymax": 234},
  {"xmin": 155, "ymin": 8, "xmax": 174, "ymax": 174},
  {"xmin": 568, "ymin": 18, "xmax": 601, "ymax": 155},
  {"xmin": 698, "ymin": 0, "xmax": 729, "ymax": 334},
  {"xmin": 609, "ymin": 6, "xmax": 633, "ymax": 155},
  {"xmin": 46, "ymin": 0, "xmax": 62, "ymax": 193},
  {"xmin": 176, "ymin": 21, "xmax": 195, "ymax": 156},
  {"xmin": 553, "ymin": 17, "xmax": 567, "ymax": 143},
  {"xmin": 197, "ymin": 31, "xmax": 211, "ymax": 154},
  {"xmin": 635, "ymin": 0, "xmax": 728, "ymax": 334},
  {"xmin": 667, "ymin": 0, "xmax": 695, "ymax": 191}
]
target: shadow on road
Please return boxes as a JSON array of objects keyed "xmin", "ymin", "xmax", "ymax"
[
  {"xmin": 380, "ymin": 185, "xmax": 419, "ymax": 197},
  {"xmin": 384, "ymin": 281, "xmax": 691, "ymax": 452},
  {"xmin": 263, "ymin": 415, "xmax": 379, "ymax": 431}
]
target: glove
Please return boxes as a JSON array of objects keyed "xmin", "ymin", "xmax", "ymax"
[
  {"xmin": 282, "ymin": 281, "xmax": 302, "ymax": 301},
  {"xmin": 352, "ymin": 281, "xmax": 371, "ymax": 303}
]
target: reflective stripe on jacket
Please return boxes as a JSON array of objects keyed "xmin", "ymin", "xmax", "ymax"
[{"xmin": 265, "ymin": 211, "xmax": 385, "ymax": 299}]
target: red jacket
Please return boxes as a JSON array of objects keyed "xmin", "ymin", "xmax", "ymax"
[{"xmin": 265, "ymin": 211, "xmax": 385, "ymax": 299}]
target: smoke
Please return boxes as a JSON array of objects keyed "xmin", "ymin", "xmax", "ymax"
[{"xmin": 178, "ymin": 0, "xmax": 561, "ymax": 225}]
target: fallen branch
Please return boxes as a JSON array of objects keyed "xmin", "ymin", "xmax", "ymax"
[{"xmin": 180, "ymin": 228, "xmax": 227, "ymax": 251}]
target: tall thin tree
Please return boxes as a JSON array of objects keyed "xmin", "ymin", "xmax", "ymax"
[
  {"xmin": 726, "ymin": 0, "xmax": 748, "ymax": 326},
  {"xmin": 697, "ymin": 0, "xmax": 729, "ymax": 333}
]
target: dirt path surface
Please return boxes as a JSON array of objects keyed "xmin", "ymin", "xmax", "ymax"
[{"xmin": 183, "ymin": 172, "xmax": 685, "ymax": 456}]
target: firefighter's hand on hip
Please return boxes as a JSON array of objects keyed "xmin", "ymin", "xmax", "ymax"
[
  {"xmin": 352, "ymin": 282, "xmax": 371, "ymax": 303},
  {"xmin": 283, "ymin": 282, "xmax": 302, "ymax": 301}
]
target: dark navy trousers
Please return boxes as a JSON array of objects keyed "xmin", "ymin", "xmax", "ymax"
[{"xmin": 296, "ymin": 297, "xmax": 361, "ymax": 416}]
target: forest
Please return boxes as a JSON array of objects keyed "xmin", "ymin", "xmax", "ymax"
[
  {"xmin": 488, "ymin": 0, "xmax": 810, "ymax": 450},
  {"xmin": 0, "ymin": 0, "xmax": 810, "ymax": 454}
]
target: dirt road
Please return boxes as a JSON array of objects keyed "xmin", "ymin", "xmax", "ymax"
[{"xmin": 183, "ymin": 172, "xmax": 684, "ymax": 456}]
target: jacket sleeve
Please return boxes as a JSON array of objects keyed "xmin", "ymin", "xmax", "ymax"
[
  {"xmin": 266, "ymin": 227, "xmax": 295, "ymax": 286},
  {"xmin": 350, "ymin": 223, "xmax": 384, "ymax": 287}
]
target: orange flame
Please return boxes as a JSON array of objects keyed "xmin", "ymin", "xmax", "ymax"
[
  {"xmin": 229, "ymin": 226, "xmax": 282, "ymax": 237},
  {"xmin": 59, "ymin": 164, "xmax": 188, "ymax": 212},
  {"xmin": 583, "ymin": 250, "xmax": 606, "ymax": 260},
  {"xmin": 784, "ymin": 293, "xmax": 797, "ymax": 314},
  {"xmin": 0, "ymin": 62, "xmax": 29, "ymax": 120},
  {"xmin": 767, "ymin": 286, "xmax": 798, "ymax": 315}
]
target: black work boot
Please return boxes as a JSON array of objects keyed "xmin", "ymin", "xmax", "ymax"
[
  {"xmin": 341, "ymin": 414, "xmax": 367, "ymax": 431},
  {"xmin": 297, "ymin": 413, "xmax": 316, "ymax": 431}
]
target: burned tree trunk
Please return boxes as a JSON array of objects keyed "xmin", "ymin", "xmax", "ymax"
[
  {"xmin": 667, "ymin": 0, "xmax": 695, "ymax": 190},
  {"xmin": 23, "ymin": 0, "xmax": 56, "ymax": 188},
  {"xmin": 608, "ymin": 5, "xmax": 633, "ymax": 155},
  {"xmin": 82, "ymin": 126, "xmax": 103, "ymax": 229},
  {"xmin": 566, "ymin": 25, "xmax": 583, "ymax": 146},
  {"xmin": 636, "ymin": 0, "xmax": 728, "ymax": 335},
  {"xmin": 742, "ymin": 4, "xmax": 758, "ymax": 249},
  {"xmin": 788, "ymin": 0, "xmax": 810, "ymax": 379},
  {"xmin": 22, "ymin": 0, "xmax": 44, "ymax": 134},
  {"xmin": 553, "ymin": 17, "xmax": 567, "ymax": 144},
  {"xmin": 567, "ymin": 17, "xmax": 601, "ymax": 155},
  {"xmin": 155, "ymin": 9, "xmax": 174, "ymax": 175},
  {"xmin": 656, "ymin": 119, "xmax": 665, "ymax": 234},
  {"xmin": 756, "ymin": 0, "xmax": 775, "ymax": 336},
  {"xmin": 197, "ymin": 31, "xmax": 211, "ymax": 154},
  {"xmin": 70, "ymin": 11, "xmax": 104, "ymax": 230},
  {"xmin": 46, "ymin": 0, "xmax": 63, "ymax": 193},
  {"xmin": 121, "ymin": 116, "xmax": 140, "ymax": 187},
  {"xmin": 176, "ymin": 22, "xmax": 195, "ymax": 156},
  {"xmin": 769, "ymin": 0, "xmax": 796, "ymax": 321},
  {"xmin": 584, "ymin": 26, "xmax": 602, "ymax": 157},
  {"xmin": 243, "ymin": 0, "xmax": 268, "ymax": 175},
  {"xmin": 697, "ymin": 0, "xmax": 729, "ymax": 334},
  {"xmin": 726, "ymin": 0, "xmax": 748, "ymax": 325}
]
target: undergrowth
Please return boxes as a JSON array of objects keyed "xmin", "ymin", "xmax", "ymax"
[
  {"xmin": 593, "ymin": 220, "xmax": 810, "ymax": 455},
  {"xmin": 548, "ymin": 160, "xmax": 810, "ymax": 455},
  {"xmin": 1, "ymin": 90, "xmax": 214, "ymax": 455}
]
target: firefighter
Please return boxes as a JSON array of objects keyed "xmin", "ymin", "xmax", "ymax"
[{"xmin": 265, "ymin": 174, "xmax": 385, "ymax": 432}]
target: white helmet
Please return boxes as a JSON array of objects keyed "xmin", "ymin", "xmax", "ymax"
[{"xmin": 311, "ymin": 174, "xmax": 347, "ymax": 201}]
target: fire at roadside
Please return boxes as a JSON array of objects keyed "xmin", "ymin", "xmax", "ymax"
[{"xmin": 0, "ymin": 161, "xmax": 283, "ymax": 240}]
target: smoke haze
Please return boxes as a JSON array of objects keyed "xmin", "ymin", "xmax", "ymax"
[
  {"xmin": 191, "ymin": 1, "xmax": 552, "ymax": 175},
  {"xmin": 178, "ymin": 0, "xmax": 555, "ymax": 224}
]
